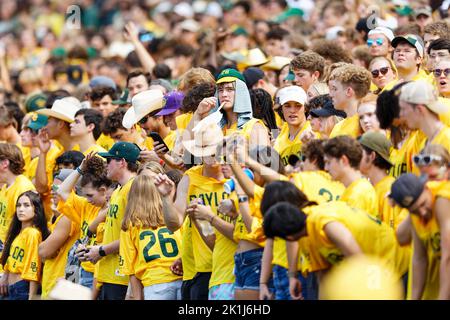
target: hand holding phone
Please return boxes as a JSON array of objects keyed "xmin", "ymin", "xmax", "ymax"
[{"xmin": 149, "ymin": 132, "xmax": 169, "ymax": 154}]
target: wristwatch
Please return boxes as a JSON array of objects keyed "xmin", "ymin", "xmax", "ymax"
[
  {"xmin": 238, "ymin": 195, "xmax": 249, "ymax": 203},
  {"xmin": 99, "ymin": 246, "xmax": 106, "ymax": 257}
]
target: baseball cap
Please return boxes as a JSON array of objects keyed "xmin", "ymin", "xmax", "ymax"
[
  {"xmin": 25, "ymin": 93, "xmax": 47, "ymax": 113},
  {"xmin": 358, "ymin": 131, "xmax": 393, "ymax": 165},
  {"xmin": 414, "ymin": 6, "xmax": 432, "ymax": 19},
  {"xmin": 231, "ymin": 26, "xmax": 249, "ymax": 37},
  {"xmin": 394, "ymin": 5, "xmax": 413, "ymax": 17},
  {"xmin": 399, "ymin": 80, "xmax": 448, "ymax": 114},
  {"xmin": 277, "ymin": 86, "xmax": 307, "ymax": 105},
  {"xmin": 310, "ymin": 100, "xmax": 347, "ymax": 118},
  {"xmin": 273, "ymin": 7, "xmax": 304, "ymax": 23},
  {"xmin": 391, "ymin": 34, "xmax": 425, "ymax": 58},
  {"xmin": 157, "ymin": 91, "xmax": 185, "ymax": 116},
  {"xmin": 243, "ymin": 67, "xmax": 265, "ymax": 89},
  {"xmin": 389, "ymin": 173, "xmax": 427, "ymax": 208},
  {"xmin": 28, "ymin": 113, "xmax": 48, "ymax": 131},
  {"xmin": 89, "ymin": 76, "xmax": 117, "ymax": 90},
  {"xmin": 112, "ymin": 89, "xmax": 130, "ymax": 105},
  {"xmin": 368, "ymin": 27, "xmax": 395, "ymax": 42},
  {"xmin": 98, "ymin": 142, "xmax": 141, "ymax": 163},
  {"xmin": 216, "ymin": 68, "xmax": 246, "ymax": 84},
  {"xmin": 179, "ymin": 19, "xmax": 201, "ymax": 33}
]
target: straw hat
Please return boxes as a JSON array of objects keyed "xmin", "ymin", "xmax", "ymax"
[
  {"xmin": 261, "ymin": 56, "xmax": 292, "ymax": 71},
  {"xmin": 183, "ymin": 123, "xmax": 223, "ymax": 157},
  {"xmin": 36, "ymin": 97, "xmax": 82, "ymax": 123},
  {"xmin": 242, "ymin": 48, "xmax": 270, "ymax": 67},
  {"xmin": 122, "ymin": 89, "xmax": 164, "ymax": 129}
]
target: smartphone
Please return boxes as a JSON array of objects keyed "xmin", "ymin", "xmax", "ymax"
[
  {"xmin": 148, "ymin": 132, "xmax": 169, "ymax": 154},
  {"xmin": 139, "ymin": 30, "xmax": 154, "ymax": 43}
]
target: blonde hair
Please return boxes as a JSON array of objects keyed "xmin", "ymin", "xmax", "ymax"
[
  {"xmin": 329, "ymin": 64, "xmax": 372, "ymax": 99},
  {"xmin": 359, "ymin": 93, "xmax": 378, "ymax": 105},
  {"xmin": 18, "ymin": 67, "xmax": 42, "ymax": 85},
  {"xmin": 122, "ymin": 175, "xmax": 164, "ymax": 230},
  {"xmin": 420, "ymin": 144, "xmax": 450, "ymax": 166},
  {"xmin": 368, "ymin": 56, "xmax": 397, "ymax": 76},
  {"xmin": 138, "ymin": 161, "xmax": 165, "ymax": 175},
  {"xmin": 323, "ymin": 62, "xmax": 350, "ymax": 83},
  {"xmin": 178, "ymin": 68, "xmax": 215, "ymax": 93}
]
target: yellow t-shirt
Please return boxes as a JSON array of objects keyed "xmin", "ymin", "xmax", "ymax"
[
  {"xmin": 0, "ymin": 175, "xmax": 36, "ymax": 244},
  {"xmin": 175, "ymin": 112, "xmax": 193, "ymax": 132},
  {"xmin": 419, "ymin": 126, "xmax": 450, "ymax": 154},
  {"xmin": 272, "ymin": 170, "xmax": 345, "ymax": 270},
  {"xmin": 410, "ymin": 181, "xmax": 449, "ymax": 300},
  {"xmin": 438, "ymin": 97, "xmax": 450, "ymax": 127},
  {"xmin": 185, "ymin": 165, "xmax": 236, "ymax": 288},
  {"xmin": 305, "ymin": 201, "xmax": 410, "ymax": 278},
  {"xmin": 340, "ymin": 177, "xmax": 378, "ymax": 218},
  {"xmin": 41, "ymin": 215, "xmax": 79, "ymax": 298},
  {"xmin": 180, "ymin": 217, "xmax": 195, "ymax": 281},
  {"xmin": 383, "ymin": 69, "xmax": 435, "ymax": 92},
  {"xmin": 275, "ymin": 112, "xmax": 284, "ymax": 129},
  {"xmin": 120, "ymin": 225, "xmax": 182, "ymax": 287},
  {"xmin": 96, "ymin": 178, "xmax": 134, "ymax": 285},
  {"xmin": 80, "ymin": 144, "xmax": 107, "ymax": 156},
  {"xmin": 389, "ymin": 130, "xmax": 422, "ymax": 178},
  {"xmin": 4, "ymin": 226, "xmax": 42, "ymax": 282},
  {"xmin": 274, "ymin": 121, "xmax": 311, "ymax": 166},
  {"xmin": 59, "ymin": 191, "xmax": 101, "ymax": 273},
  {"xmin": 163, "ymin": 130, "xmax": 177, "ymax": 151},
  {"xmin": 96, "ymin": 133, "xmax": 115, "ymax": 151},
  {"xmin": 329, "ymin": 114, "xmax": 361, "ymax": 139}
]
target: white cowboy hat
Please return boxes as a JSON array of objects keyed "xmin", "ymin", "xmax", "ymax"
[
  {"xmin": 183, "ymin": 122, "xmax": 224, "ymax": 157},
  {"xmin": 122, "ymin": 89, "xmax": 164, "ymax": 129},
  {"xmin": 36, "ymin": 97, "xmax": 82, "ymax": 123}
]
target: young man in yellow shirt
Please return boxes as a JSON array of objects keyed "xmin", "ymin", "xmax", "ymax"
[
  {"xmin": 70, "ymin": 108, "xmax": 106, "ymax": 155},
  {"xmin": 323, "ymin": 136, "xmax": 379, "ymax": 217},
  {"xmin": 84, "ymin": 142, "xmax": 140, "ymax": 300},
  {"xmin": 359, "ymin": 131, "xmax": 409, "ymax": 229},
  {"xmin": 389, "ymin": 174, "xmax": 450, "ymax": 299},
  {"xmin": 328, "ymin": 64, "xmax": 372, "ymax": 138}
]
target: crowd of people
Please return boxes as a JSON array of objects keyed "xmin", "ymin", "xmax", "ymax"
[{"xmin": 0, "ymin": 0, "xmax": 449, "ymax": 300}]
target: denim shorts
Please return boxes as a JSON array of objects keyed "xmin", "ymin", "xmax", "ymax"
[
  {"xmin": 272, "ymin": 265, "xmax": 318, "ymax": 300},
  {"xmin": 79, "ymin": 268, "xmax": 94, "ymax": 289},
  {"xmin": 208, "ymin": 283, "xmax": 235, "ymax": 300},
  {"xmin": 8, "ymin": 280, "xmax": 29, "ymax": 300},
  {"xmin": 234, "ymin": 248, "xmax": 264, "ymax": 291},
  {"xmin": 144, "ymin": 280, "xmax": 182, "ymax": 300}
]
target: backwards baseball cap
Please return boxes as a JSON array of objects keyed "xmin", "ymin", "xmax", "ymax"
[
  {"xmin": 391, "ymin": 34, "xmax": 425, "ymax": 58},
  {"xmin": 389, "ymin": 173, "xmax": 427, "ymax": 208},
  {"xmin": 277, "ymin": 85, "xmax": 307, "ymax": 106},
  {"xmin": 243, "ymin": 67, "xmax": 265, "ymax": 89},
  {"xmin": 358, "ymin": 131, "xmax": 393, "ymax": 165},
  {"xmin": 368, "ymin": 27, "xmax": 395, "ymax": 42},
  {"xmin": 216, "ymin": 68, "xmax": 246, "ymax": 84},
  {"xmin": 27, "ymin": 113, "xmax": 48, "ymax": 131},
  {"xmin": 98, "ymin": 142, "xmax": 141, "ymax": 163},
  {"xmin": 310, "ymin": 100, "xmax": 347, "ymax": 118},
  {"xmin": 399, "ymin": 80, "xmax": 448, "ymax": 114},
  {"xmin": 157, "ymin": 91, "xmax": 185, "ymax": 116}
]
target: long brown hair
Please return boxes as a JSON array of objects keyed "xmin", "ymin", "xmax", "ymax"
[{"xmin": 121, "ymin": 175, "xmax": 164, "ymax": 230}]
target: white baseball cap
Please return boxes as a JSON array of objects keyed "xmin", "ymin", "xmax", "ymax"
[
  {"xmin": 368, "ymin": 27, "xmax": 395, "ymax": 42},
  {"xmin": 400, "ymin": 80, "xmax": 448, "ymax": 114},
  {"xmin": 277, "ymin": 86, "xmax": 307, "ymax": 106}
]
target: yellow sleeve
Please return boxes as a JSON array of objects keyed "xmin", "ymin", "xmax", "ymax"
[
  {"xmin": 59, "ymin": 191, "xmax": 85, "ymax": 226},
  {"xmin": 21, "ymin": 230, "xmax": 42, "ymax": 282},
  {"xmin": 119, "ymin": 228, "xmax": 138, "ymax": 276}
]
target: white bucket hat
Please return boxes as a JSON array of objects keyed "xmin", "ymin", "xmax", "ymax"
[{"xmin": 122, "ymin": 90, "xmax": 164, "ymax": 129}]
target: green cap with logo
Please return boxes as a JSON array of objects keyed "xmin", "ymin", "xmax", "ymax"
[
  {"xmin": 28, "ymin": 112, "xmax": 49, "ymax": 131},
  {"xmin": 274, "ymin": 7, "xmax": 304, "ymax": 23},
  {"xmin": 98, "ymin": 141, "xmax": 141, "ymax": 163},
  {"xmin": 358, "ymin": 131, "xmax": 393, "ymax": 165},
  {"xmin": 216, "ymin": 68, "xmax": 246, "ymax": 84},
  {"xmin": 231, "ymin": 26, "xmax": 249, "ymax": 37},
  {"xmin": 112, "ymin": 88, "xmax": 130, "ymax": 105},
  {"xmin": 25, "ymin": 93, "xmax": 48, "ymax": 113}
]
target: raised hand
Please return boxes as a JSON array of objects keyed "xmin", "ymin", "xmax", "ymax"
[
  {"xmin": 195, "ymin": 97, "xmax": 217, "ymax": 118},
  {"xmin": 80, "ymin": 151, "xmax": 98, "ymax": 172},
  {"xmin": 123, "ymin": 21, "xmax": 140, "ymax": 43},
  {"xmin": 36, "ymin": 129, "xmax": 51, "ymax": 154},
  {"xmin": 154, "ymin": 173, "xmax": 175, "ymax": 198}
]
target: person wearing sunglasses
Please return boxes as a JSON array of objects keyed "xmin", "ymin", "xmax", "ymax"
[
  {"xmin": 368, "ymin": 57, "xmax": 397, "ymax": 93},
  {"xmin": 413, "ymin": 144, "xmax": 449, "ymax": 181},
  {"xmin": 433, "ymin": 59, "xmax": 450, "ymax": 99},
  {"xmin": 366, "ymin": 27, "xmax": 394, "ymax": 58}
]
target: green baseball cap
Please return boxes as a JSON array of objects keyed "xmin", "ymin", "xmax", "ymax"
[
  {"xmin": 231, "ymin": 26, "xmax": 249, "ymax": 37},
  {"xmin": 274, "ymin": 7, "xmax": 304, "ymax": 23},
  {"xmin": 25, "ymin": 93, "xmax": 47, "ymax": 113},
  {"xmin": 216, "ymin": 68, "xmax": 246, "ymax": 84},
  {"xmin": 98, "ymin": 142, "xmax": 141, "ymax": 163},
  {"xmin": 358, "ymin": 131, "xmax": 393, "ymax": 165},
  {"xmin": 112, "ymin": 88, "xmax": 130, "ymax": 105},
  {"xmin": 395, "ymin": 6, "xmax": 413, "ymax": 16},
  {"xmin": 28, "ymin": 113, "xmax": 48, "ymax": 131},
  {"xmin": 284, "ymin": 69, "xmax": 295, "ymax": 81}
]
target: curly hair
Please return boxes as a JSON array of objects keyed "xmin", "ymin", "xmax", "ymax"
[
  {"xmin": 305, "ymin": 94, "xmax": 332, "ymax": 116},
  {"xmin": 290, "ymin": 51, "xmax": 325, "ymax": 77},
  {"xmin": 89, "ymin": 86, "xmax": 117, "ymax": 102},
  {"xmin": 302, "ymin": 139, "xmax": 326, "ymax": 170},
  {"xmin": 329, "ymin": 64, "xmax": 372, "ymax": 99},
  {"xmin": 103, "ymin": 107, "xmax": 127, "ymax": 135},
  {"xmin": 424, "ymin": 21, "xmax": 450, "ymax": 38},
  {"xmin": 322, "ymin": 62, "xmax": 350, "ymax": 83},
  {"xmin": 178, "ymin": 68, "xmax": 215, "ymax": 93},
  {"xmin": 351, "ymin": 45, "xmax": 373, "ymax": 69},
  {"xmin": 311, "ymin": 39, "xmax": 352, "ymax": 64},
  {"xmin": 181, "ymin": 82, "xmax": 216, "ymax": 114},
  {"xmin": 323, "ymin": 136, "xmax": 363, "ymax": 169},
  {"xmin": 80, "ymin": 155, "xmax": 112, "ymax": 189}
]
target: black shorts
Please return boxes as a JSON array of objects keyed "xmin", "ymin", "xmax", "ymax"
[
  {"xmin": 182, "ymin": 272, "xmax": 211, "ymax": 300},
  {"xmin": 99, "ymin": 283, "xmax": 128, "ymax": 300}
]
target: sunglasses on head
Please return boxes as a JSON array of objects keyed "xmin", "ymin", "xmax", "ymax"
[
  {"xmin": 433, "ymin": 68, "xmax": 450, "ymax": 77},
  {"xmin": 413, "ymin": 154, "xmax": 443, "ymax": 166},
  {"xmin": 371, "ymin": 67, "xmax": 390, "ymax": 78},
  {"xmin": 367, "ymin": 38, "xmax": 384, "ymax": 47}
]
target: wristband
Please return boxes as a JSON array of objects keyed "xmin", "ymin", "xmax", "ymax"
[
  {"xmin": 76, "ymin": 166, "xmax": 84, "ymax": 175},
  {"xmin": 159, "ymin": 159, "xmax": 165, "ymax": 166}
]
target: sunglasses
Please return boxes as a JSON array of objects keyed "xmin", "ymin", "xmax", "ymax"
[
  {"xmin": 138, "ymin": 115, "xmax": 149, "ymax": 125},
  {"xmin": 413, "ymin": 154, "xmax": 443, "ymax": 166},
  {"xmin": 371, "ymin": 67, "xmax": 390, "ymax": 78},
  {"xmin": 433, "ymin": 68, "xmax": 450, "ymax": 77},
  {"xmin": 106, "ymin": 157, "xmax": 123, "ymax": 164},
  {"xmin": 367, "ymin": 38, "xmax": 384, "ymax": 47}
]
